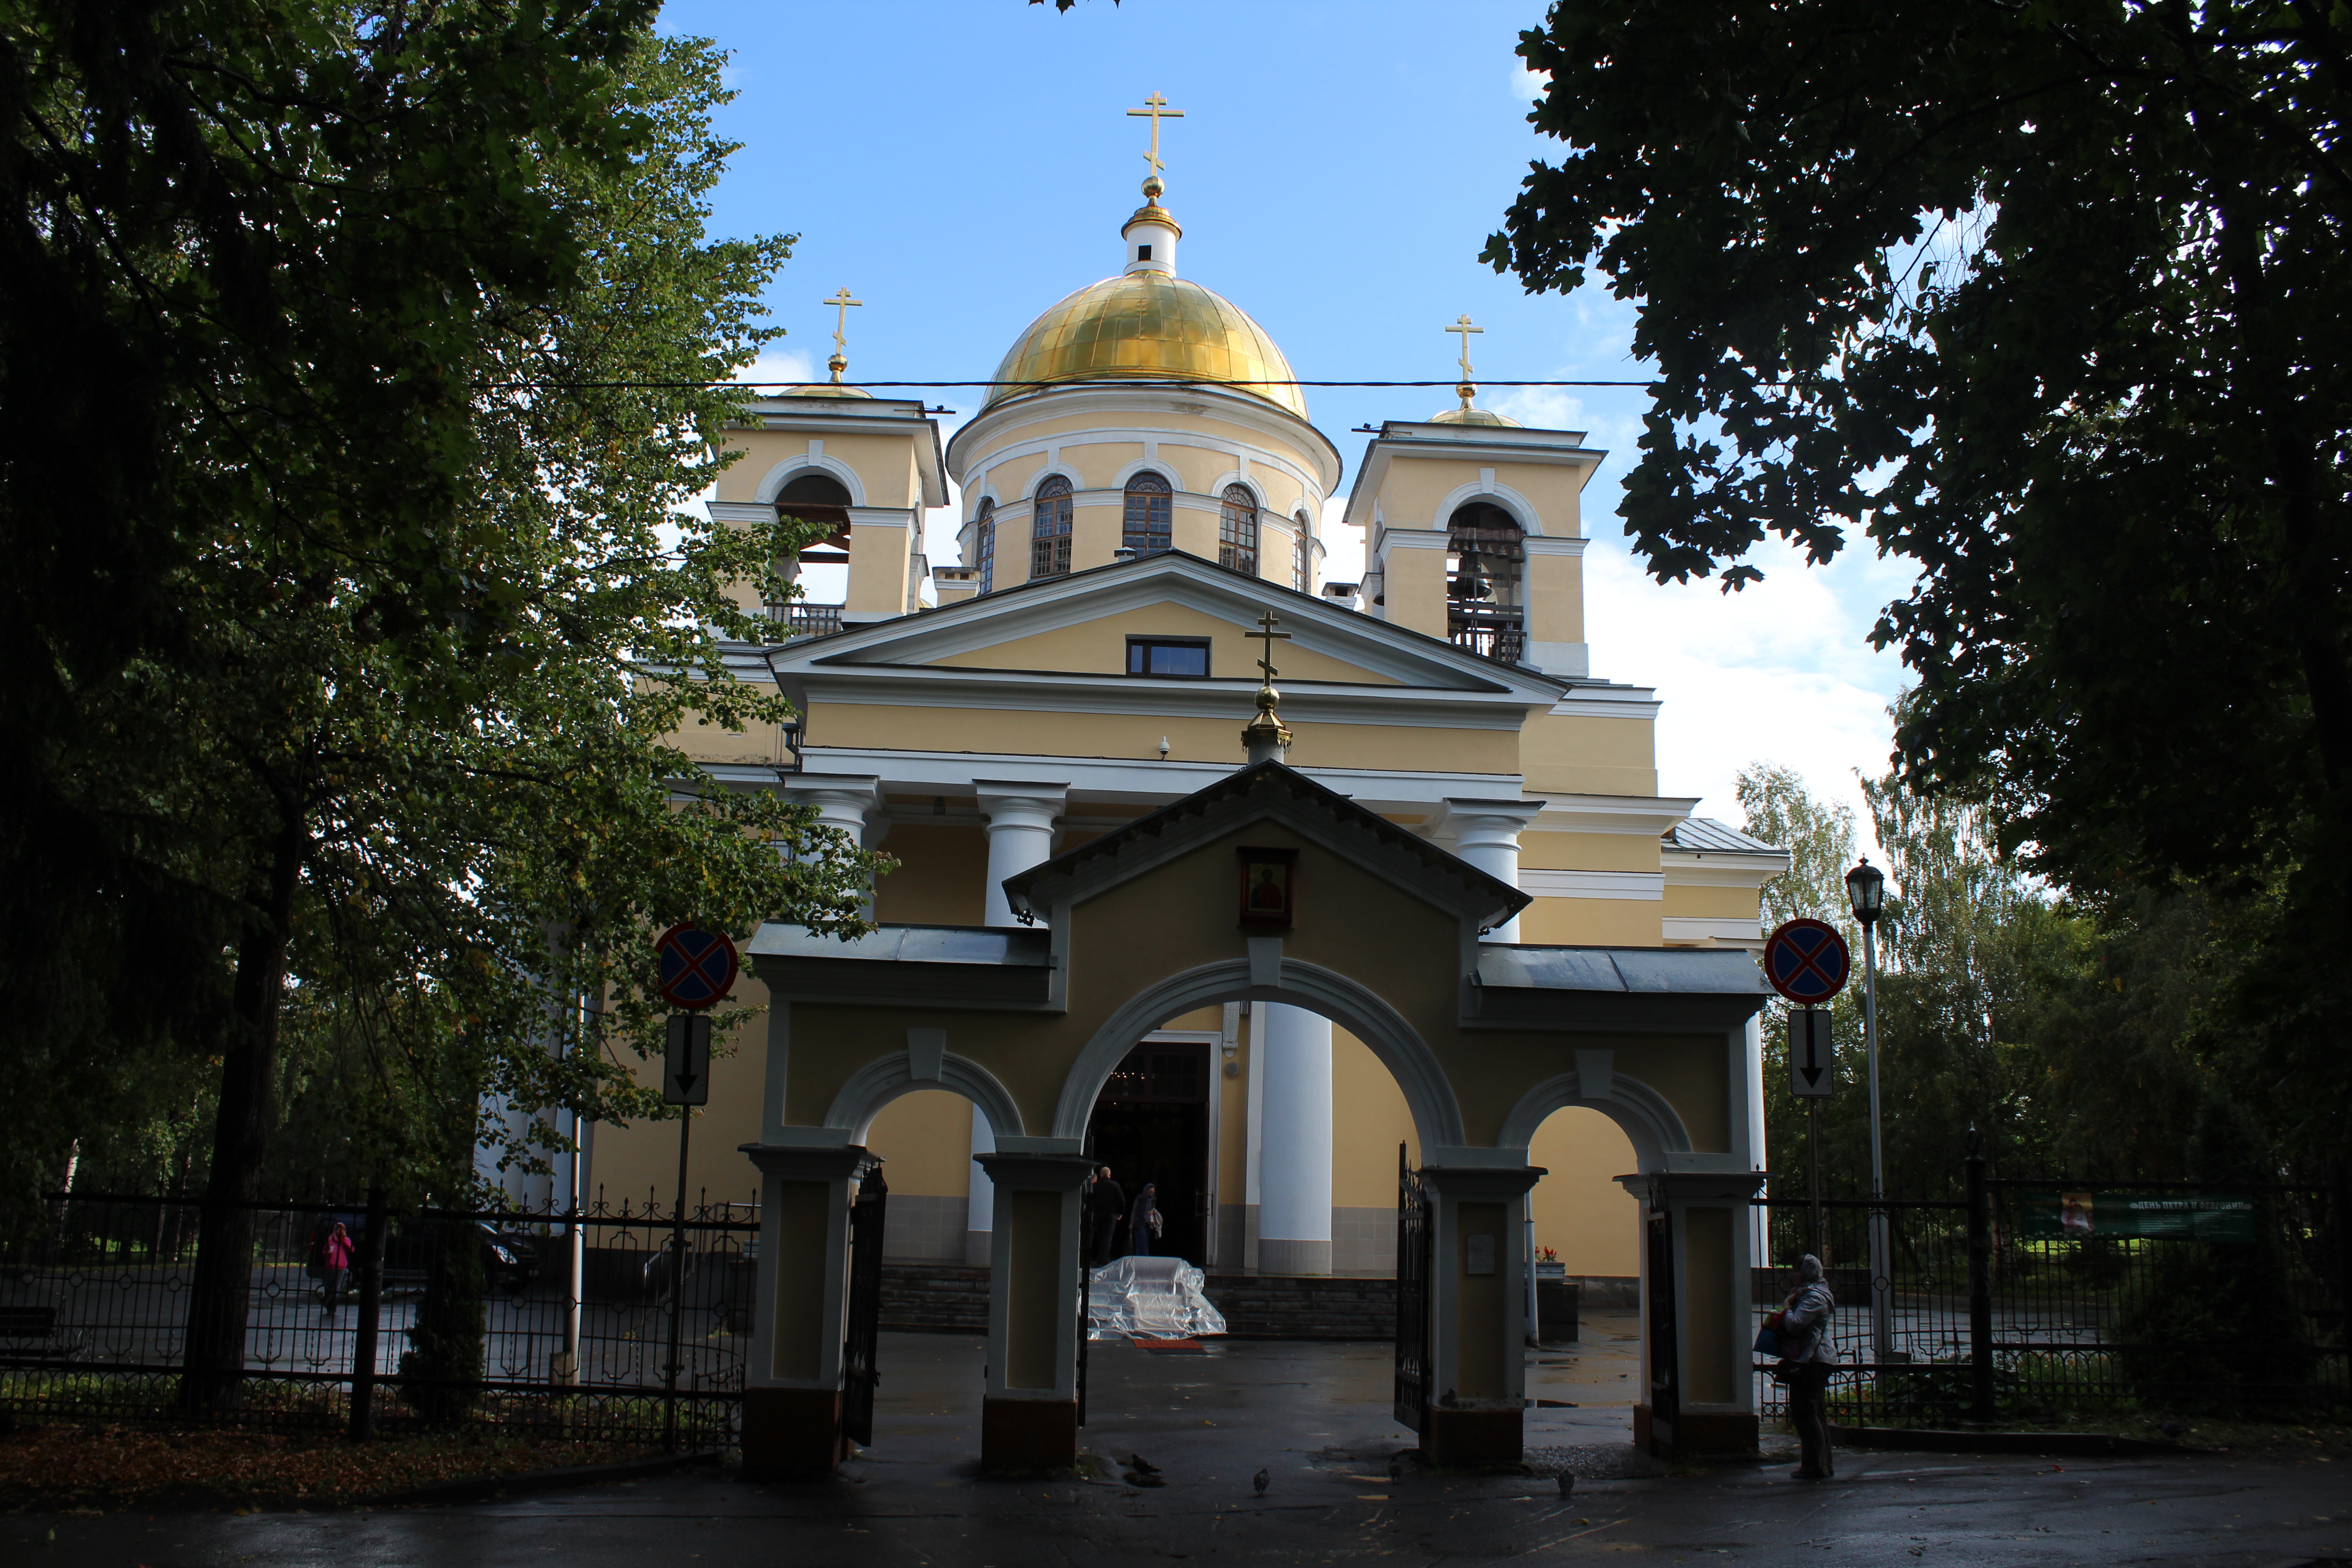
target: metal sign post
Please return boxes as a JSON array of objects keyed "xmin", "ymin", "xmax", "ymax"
[
  {"xmin": 1788, "ymin": 1009, "xmax": 1834, "ymax": 1259},
  {"xmin": 653, "ymin": 925, "xmax": 734, "ymax": 1454},
  {"xmin": 1764, "ymin": 922, "xmax": 1853, "ymax": 1290}
]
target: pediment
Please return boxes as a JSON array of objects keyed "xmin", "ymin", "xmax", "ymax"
[
  {"xmin": 1003, "ymin": 760, "xmax": 1529, "ymax": 934},
  {"xmin": 764, "ymin": 553, "xmax": 1568, "ymax": 701}
]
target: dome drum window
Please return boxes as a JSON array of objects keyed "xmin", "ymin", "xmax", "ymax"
[
  {"xmin": 975, "ymin": 498, "xmax": 997, "ymax": 594},
  {"xmin": 1219, "ymin": 485, "xmax": 1259, "ymax": 576},
  {"xmin": 1031, "ymin": 477, "xmax": 1074, "ymax": 579},
  {"xmin": 1123, "ymin": 472, "xmax": 1173, "ymax": 558},
  {"xmin": 1446, "ymin": 500, "xmax": 1525, "ymax": 664},
  {"xmin": 1293, "ymin": 510, "xmax": 1312, "ymax": 592}
]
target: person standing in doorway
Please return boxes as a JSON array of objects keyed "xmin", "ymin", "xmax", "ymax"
[
  {"xmin": 1086, "ymin": 1165, "xmax": 1127, "ymax": 1267},
  {"xmin": 1779, "ymin": 1253, "xmax": 1840, "ymax": 1479},
  {"xmin": 1127, "ymin": 1182, "xmax": 1162, "ymax": 1259},
  {"xmin": 319, "ymin": 1220, "xmax": 355, "ymax": 1320}
]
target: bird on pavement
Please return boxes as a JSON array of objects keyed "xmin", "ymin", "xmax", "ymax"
[
  {"xmin": 1557, "ymin": 1472, "xmax": 1575, "ymax": 1498},
  {"xmin": 1130, "ymin": 1452, "xmax": 1161, "ymax": 1477},
  {"xmin": 1253, "ymin": 1468, "xmax": 1269, "ymax": 1496}
]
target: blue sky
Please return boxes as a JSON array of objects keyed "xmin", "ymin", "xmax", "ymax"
[{"xmin": 659, "ymin": 0, "xmax": 1914, "ymax": 837}]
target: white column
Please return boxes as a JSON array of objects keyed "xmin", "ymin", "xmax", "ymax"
[
  {"xmin": 975, "ymin": 780, "xmax": 1068, "ymax": 927},
  {"xmin": 1254, "ymin": 1003, "xmax": 1333, "ymax": 1276},
  {"xmin": 785, "ymin": 773, "xmax": 883, "ymax": 913},
  {"xmin": 1442, "ymin": 798, "xmax": 1545, "ymax": 942},
  {"xmin": 965, "ymin": 1106, "xmax": 996, "ymax": 1266}
]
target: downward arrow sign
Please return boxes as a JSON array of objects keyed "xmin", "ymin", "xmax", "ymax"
[
  {"xmin": 1800, "ymin": 1065, "xmax": 1824, "ymax": 1087},
  {"xmin": 675, "ymin": 1072, "xmax": 699, "ymax": 1093}
]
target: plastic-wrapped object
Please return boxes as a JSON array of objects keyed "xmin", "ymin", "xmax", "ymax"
[{"xmin": 1085, "ymin": 1255, "xmax": 1228, "ymax": 1340}]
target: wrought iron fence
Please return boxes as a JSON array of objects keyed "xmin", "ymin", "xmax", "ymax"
[
  {"xmin": 1747, "ymin": 1171, "xmax": 2350, "ymax": 1423},
  {"xmin": 0, "ymin": 1190, "xmax": 761, "ymax": 1446}
]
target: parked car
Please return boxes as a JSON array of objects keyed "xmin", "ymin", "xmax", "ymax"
[{"xmin": 377, "ymin": 1219, "xmax": 542, "ymax": 1296}]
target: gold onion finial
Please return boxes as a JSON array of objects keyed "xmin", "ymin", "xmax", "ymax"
[
  {"xmin": 1127, "ymin": 91, "xmax": 1184, "ymax": 200},
  {"xmin": 1242, "ymin": 610, "xmax": 1294, "ymax": 761},
  {"xmin": 823, "ymin": 286, "xmax": 862, "ymax": 384}
]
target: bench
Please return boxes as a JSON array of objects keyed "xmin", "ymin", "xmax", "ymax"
[{"xmin": 0, "ymin": 1305, "xmax": 83, "ymax": 1359}]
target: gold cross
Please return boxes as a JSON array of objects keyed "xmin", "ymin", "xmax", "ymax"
[
  {"xmin": 823, "ymin": 287, "xmax": 862, "ymax": 360},
  {"xmin": 1250, "ymin": 610, "xmax": 1291, "ymax": 685},
  {"xmin": 1127, "ymin": 92, "xmax": 1185, "ymax": 180},
  {"xmin": 1447, "ymin": 314, "xmax": 1484, "ymax": 382}
]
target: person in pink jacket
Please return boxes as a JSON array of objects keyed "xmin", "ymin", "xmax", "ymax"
[{"xmin": 319, "ymin": 1221, "xmax": 356, "ymax": 1320}]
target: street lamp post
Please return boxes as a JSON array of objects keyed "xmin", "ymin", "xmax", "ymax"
[{"xmin": 1844, "ymin": 856, "xmax": 1894, "ymax": 1367}]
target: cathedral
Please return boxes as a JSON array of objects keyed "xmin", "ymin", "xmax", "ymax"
[{"xmin": 580, "ymin": 118, "xmax": 1786, "ymax": 1313}]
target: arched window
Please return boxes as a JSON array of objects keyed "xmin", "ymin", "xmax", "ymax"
[
  {"xmin": 974, "ymin": 497, "xmax": 997, "ymax": 594},
  {"xmin": 1123, "ymin": 471, "xmax": 1173, "ymax": 557},
  {"xmin": 1445, "ymin": 500, "xmax": 1526, "ymax": 663},
  {"xmin": 1219, "ymin": 484, "xmax": 1259, "ymax": 575},
  {"xmin": 1030, "ymin": 476, "xmax": 1073, "ymax": 578},
  {"xmin": 1293, "ymin": 510, "xmax": 1312, "ymax": 592}
]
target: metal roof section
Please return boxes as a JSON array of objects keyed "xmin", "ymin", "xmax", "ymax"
[
  {"xmin": 1468, "ymin": 942, "xmax": 1769, "ymax": 1032},
  {"xmin": 745, "ymin": 922, "xmax": 1055, "ymax": 1007},
  {"xmin": 1664, "ymin": 818, "xmax": 1785, "ymax": 857}
]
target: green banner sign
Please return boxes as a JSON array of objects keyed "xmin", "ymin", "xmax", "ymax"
[{"xmin": 2020, "ymin": 1191, "xmax": 2256, "ymax": 1242}]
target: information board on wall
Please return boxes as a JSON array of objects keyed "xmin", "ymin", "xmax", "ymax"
[{"xmin": 2019, "ymin": 1190, "xmax": 2256, "ymax": 1241}]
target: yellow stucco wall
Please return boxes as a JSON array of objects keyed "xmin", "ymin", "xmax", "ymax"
[
  {"xmin": 714, "ymin": 430, "xmax": 924, "ymax": 509},
  {"xmin": 928, "ymin": 603, "xmax": 1397, "ymax": 685},
  {"xmin": 1662, "ymin": 883, "xmax": 1765, "ymax": 920},
  {"xmin": 800, "ymin": 705, "xmax": 1521, "ymax": 775},
  {"xmin": 1516, "ymin": 897, "xmax": 1665, "ymax": 947},
  {"xmin": 872, "ymin": 823, "xmax": 989, "ymax": 926},
  {"xmin": 864, "ymin": 1089, "xmax": 975, "ymax": 1196},
  {"xmin": 1519, "ymin": 711, "xmax": 1659, "ymax": 797},
  {"xmin": 1520, "ymin": 831, "xmax": 1662, "ymax": 874},
  {"xmin": 1333, "ymin": 1029, "xmax": 1418, "ymax": 1207},
  {"xmin": 1527, "ymin": 1107, "xmax": 1641, "ymax": 1277}
]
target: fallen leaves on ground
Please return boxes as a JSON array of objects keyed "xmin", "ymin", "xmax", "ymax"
[{"xmin": 0, "ymin": 1422, "xmax": 662, "ymax": 1512}]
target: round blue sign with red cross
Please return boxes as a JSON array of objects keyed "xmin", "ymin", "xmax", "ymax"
[
  {"xmin": 1762, "ymin": 918, "xmax": 1851, "ymax": 1005},
  {"xmin": 655, "ymin": 924, "xmax": 738, "ymax": 1012}
]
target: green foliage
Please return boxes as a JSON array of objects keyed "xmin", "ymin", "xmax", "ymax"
[
  {"xmin": 1491, "ymin": 1, "xmax": 2352, "ymax": 1160},
  {"xmin": 0, "ymin": 4, "xmax": 880, "ymax": 1226},
  {"xmin": 397, "ymin": 1216, "xmax": 488, "ymax": 1428}
]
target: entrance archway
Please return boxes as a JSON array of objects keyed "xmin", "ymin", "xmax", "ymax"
[{"xmin": 735, "ymin": 761, "xmax": 1769, "ymax": 1476}]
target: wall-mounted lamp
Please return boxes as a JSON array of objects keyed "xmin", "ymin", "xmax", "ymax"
[{"xmin": 1158, "ymin": 736, "xmax": 1171, "ymax": 759}]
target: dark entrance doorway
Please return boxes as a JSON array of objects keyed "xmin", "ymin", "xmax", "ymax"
[{"xmin": 1084, "ymin": 1038, "xmax": 1211, "ymax": 1265}]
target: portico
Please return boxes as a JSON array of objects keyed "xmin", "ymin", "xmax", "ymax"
[{"xmin": 736, "ymin": 759, "xmax": 1768, "ymax": 1476}]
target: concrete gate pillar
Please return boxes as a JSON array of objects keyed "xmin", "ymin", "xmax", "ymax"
[
  {"xmin": 1417, "ymin": 1160, "xmax": 1546, "ymax": 1467},
  {"xmin": 739, "ymin": 1142, "xmax": 874, "ymax": 1476},
  {"xmin": 1620, "ymin": 1170, "xmax": 1766, "ymax": 1457},
  {"xmin": 973, "ymin": 1147, "xmax": 1097, "ymax": 1473},
  {"xmin": 975, "ymin": 781, "xmax": 1068, "ymax": 928}
]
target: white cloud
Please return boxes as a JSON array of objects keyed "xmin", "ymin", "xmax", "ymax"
[
  {"xmin": 1509, "ymin": 60, "xmax": 1548, "ymax": 109},
  {"xmin": 736, "ymin": 347, "xmax": 817, "ymax": 389},
  {"xmin": 1581, "ymin": 536, "xmax": 1913, "ymax": 851}
]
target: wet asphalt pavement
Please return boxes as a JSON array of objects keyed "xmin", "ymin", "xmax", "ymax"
[{"xmin": 10, "ymin": 1323, "xmax": 2348, "ymax": 1566}]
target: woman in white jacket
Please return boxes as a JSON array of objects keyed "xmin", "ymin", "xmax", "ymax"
[{"xmin": 1778, "ymin": 1254, "xmax": 1840, "ymax": 1479}]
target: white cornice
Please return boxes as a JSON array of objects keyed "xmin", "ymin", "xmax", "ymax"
[
  {"xmin": 1549, "ymin": 686, "xmax": 1664, "ymax": 721},
  {"xmin": 1662, "ymin": 852, "xmax": 1788, "ymax": 889},
  {"xmin": 1522, "ymin": 869, "xmax": 1665, "ymax": 901},
  {"xmin": 1525, "ymin": 793, "xmax": 1700, "ymax": 837},
  {"xmin": 797, "ymin": 744, "xmax": 1520, "ymax": 810},
  {"xmin": 1663, "ymin": 916, "xmax": 1766, "ymax": 946}
]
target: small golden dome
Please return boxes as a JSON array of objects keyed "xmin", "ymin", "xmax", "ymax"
[
  {"xmin": 985, "ymin": 272, "xmax": 1306, "ymax": 417},
  {"xmin": 1429, "ymin": 405, "xmax": 1522, "ymax": 427},
  {"xmin": 782, "ymin": 384, "xmax": 874, "ymax": 399}
]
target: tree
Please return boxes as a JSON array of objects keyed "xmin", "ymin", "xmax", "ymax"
[
  {"xmin": 4, "ymin": 5, "xmax": 877, "ymax": 1414},
  {"xmin": 1486, "ymin": 0, "xmax": 2352, "ymax": 1156}
]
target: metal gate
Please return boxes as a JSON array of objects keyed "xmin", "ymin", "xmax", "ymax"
[
  {"xmin": 1393, "ymin": 1144, "xmax": 1431, "ymax": 1431},
  {"xmin": 842, "ymin": 1164, "xmax": 887, "ymax": 1446},
  {"xmin": 1645, "ymin": 1204, "xmax": 1678, "ymax": 1446}
]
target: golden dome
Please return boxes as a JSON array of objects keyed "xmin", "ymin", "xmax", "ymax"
[
  {"xmin": 782, "ymin": 384, "xmax": 874, "ymax": 399},
  {"xmin": 985, "ymin": 272, "xmax": 1306, "ymax": 417},
  {"xmin": 1429, "ymin": 405, "xmax": 1522, "ymax": 427}
]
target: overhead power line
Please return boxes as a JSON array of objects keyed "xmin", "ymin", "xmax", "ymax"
[{"xmin": 470, "ymin": 377, "xmax": 1657, "ymax": 391}]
